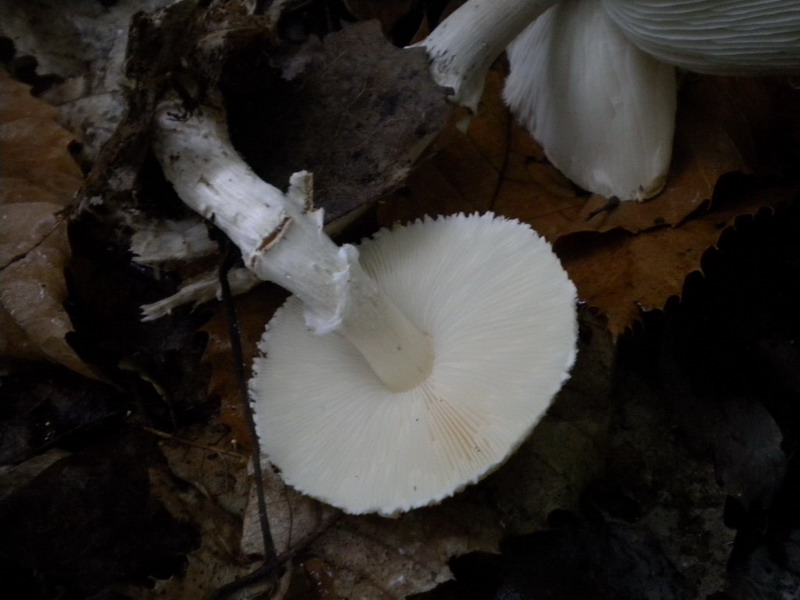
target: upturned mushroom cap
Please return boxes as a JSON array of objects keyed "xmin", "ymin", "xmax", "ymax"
[{"xmin": 250, "ymin": 213, "xmax": 577, "ymax": 515}]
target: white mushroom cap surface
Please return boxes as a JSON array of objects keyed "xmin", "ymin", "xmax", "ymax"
[
  {"xmin": 251, "ymin": 213, "xmax": 577, "ymax": 515},
  {"xmin": 504, "ymin": 0, "xmax": 677, "ymax": 201},
  {"xmin": 601, "ymin": 0, "xmax": 800, "ymax": 75}
]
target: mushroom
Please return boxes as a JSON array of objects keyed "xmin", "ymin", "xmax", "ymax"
[
  {"xmin": 418, "ymin": 0, "xmax": 800, "ymax": 200},
  {"xmin": 154, "ymin": 97, "xmax": 578, "ymax": 515},
  {"xmin": 504, "ymin": 0, "xmax": 677, "ymax": 201}
]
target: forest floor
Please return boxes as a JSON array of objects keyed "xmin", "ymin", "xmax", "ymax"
[{"xmin": 2, "ymin": 1, "xmax": 800, "ymax": 599}]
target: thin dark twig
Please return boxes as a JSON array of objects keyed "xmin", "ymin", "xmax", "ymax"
[{"xmin": 209, "ymin": 240, "xmax": 284, "ymax": 599}]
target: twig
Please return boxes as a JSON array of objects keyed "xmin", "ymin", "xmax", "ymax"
[{"xmin": 209, "ymin": 239, "xmax": 284, "ymax": 599}]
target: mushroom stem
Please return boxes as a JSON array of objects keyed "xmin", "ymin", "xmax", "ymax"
[
  {"xmin": 154, "ymin": 99, "xmax": 433, "ymax": 392},
  {"xmin": 415, "ymin": 0, "xmax": 557, "ymax": 112}
]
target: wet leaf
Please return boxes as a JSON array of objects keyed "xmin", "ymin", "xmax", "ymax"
[
  {"xmin": 0, "ymin": 366, "xmax": 124, "ymax": 465},
  {"xmin": 342, "ymin": 0, "xmax": 421, "ymax": 42},
  {"xmin": 240, "ymin": 461, "xmax": 341, "ymax": 559}
]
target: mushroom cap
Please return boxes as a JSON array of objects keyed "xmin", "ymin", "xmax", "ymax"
[
  {"xmin": 250, "ymin": 213, "xmax": 577, "ymax": 515},
  {"xmin": 601, "ymin": 0, "xmax": 800, "ymax": 75}
]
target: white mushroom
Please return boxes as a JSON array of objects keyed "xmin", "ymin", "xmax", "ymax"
[
  {"xmin": 418, "ymin": 0, "xmax": 800, "ymax": 201},
  {"xmin": 252, "ymin": 213, "xmax": 577, "ymax": 515},
  {"xmin": 153, "ymin": 98, "xmax": 578, "ymax": 515},
  {"xmin": 504, "ymin": 0, "xmax": 677, "ymax": 201}
]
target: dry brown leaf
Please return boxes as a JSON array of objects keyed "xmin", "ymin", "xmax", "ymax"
[
  {"xmin": 125, "ymin": 425, "xmax": 277, "ymax": 600},
  {"xmin": 0, "ymin": 71, "xmax": 94, "ymax": 377},
  {"xmin": 378, "ymin": 69, "xmax": 799, "ymax": 336},
  {"xmin": 560, "ymin": 186, "xmax": 796, "ymax": 335}
]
